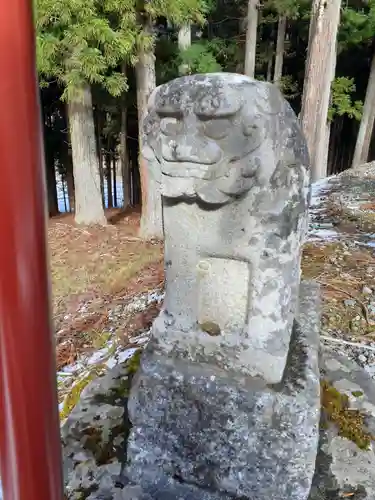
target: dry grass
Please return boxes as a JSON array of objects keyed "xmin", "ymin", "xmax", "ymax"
[
  {"xmin": 48, "ymin": 210, "xmax": 164, "ymax": 368},
  {"xmin": 302, "ymin": 242, "xmax": 375, "ymax": 339},
  {"xmin": 50, "ymin": 214, "xmax": 161, "ymax": 307}
]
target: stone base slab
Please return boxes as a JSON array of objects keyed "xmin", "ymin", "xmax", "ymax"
[{"xmin": 125, "ymin": 281, "xmax": 321, "ymax": 500}]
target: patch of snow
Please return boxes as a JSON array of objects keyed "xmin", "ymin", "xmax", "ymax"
[
  {"xmin": 310, "ymin": 175, "xmax": 336, "ymax": 208},
  {"xmin": 308, "ymin": 229, "xmax": 340, "ymax": 242},
  {"xmin": 105, "ymin": 347, "xmax": 139, "ymax": 369},
  {"xmin": 355, "ymin": 239, "xmax": 375, "ymax": 248},
  {"xmin": 86, "ymin": 343, "xmax": 115, "ymax": 366}
]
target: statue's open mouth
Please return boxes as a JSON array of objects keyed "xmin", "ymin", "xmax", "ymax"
[{"xmin": 161, "ymin": 160, "xmax": 228, "ymax": 181}]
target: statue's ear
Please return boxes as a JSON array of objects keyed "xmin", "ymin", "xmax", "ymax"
[{"xmin": 247, "ymin": 81, "xmax": 284, "ymax": 116}]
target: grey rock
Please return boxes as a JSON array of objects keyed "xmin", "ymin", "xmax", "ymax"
[
  {"xmin": 62, "ymin": 361, "xmax": 137, "ymax": 499},
  {"xmin": 363, "ymin": 286, "xmax": 372, "ymax": 295},
  {"xmin": 309, "ymin": 347, "xmax": 375, "ymax": 499},
  {"xmin": 126, "ymin": 282, "xmax": 321, "ymax": 500},
  {"xmin": 358, "ymin": 354, "xmax": 367, "ymax": 364}
]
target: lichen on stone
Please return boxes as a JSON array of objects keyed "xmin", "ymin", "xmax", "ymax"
[
  {"xmin": 126, "ymin": 349, "xmax": 142, "ymax": 375},
  {"xmin": 352, "ymin": 390, "xmax": 364, "ymax": 398},
  {"xmin": 321, "ymin": 379, "xmax": 374, "ymax": 450},
  {"xmin": 60, "ymin": 367, "xmax": 104, "ymax": 421},
  {"xmin": 199, "ymin": 321, "xmax": 221, "ymax": 336}
]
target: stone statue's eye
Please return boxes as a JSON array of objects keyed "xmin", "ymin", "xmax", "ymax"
[
  {"xmin": 160, "ymin": 117, "xmax": 183, "ymax": 136},
  {"xmin": 203, "ymin": 119, "xmax": 231, "ymax": 140}
]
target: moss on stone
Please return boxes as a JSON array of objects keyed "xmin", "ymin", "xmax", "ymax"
[
  {"xmin": 199, "ymin": 321, "xmax": 221, "ymax": 336},
  {"xmin": 60, "ymin": 372, "xmax": 97, "ymax": 421},
  {"xmin": 352, "ymin": 390, "xmax": 364, "ymax": 398},
  {"xmin": 81, "ymin": 420, "xmax": 128, "ymax": 466},
  {"xmin": 92, "ymin": 330, "xmax": 112, "ymax": 350},
  {"xmin": 126, "ymin": 349, "xmax": 142, "ymax": 375},
  {"xmin": 321, "ymin": 379, "xmax": 374, "ymax": 450}
]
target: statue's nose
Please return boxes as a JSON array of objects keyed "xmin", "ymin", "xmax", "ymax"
[{"xmin": 162, "ymin": 135, "xmax": 221, "ymax": 165}]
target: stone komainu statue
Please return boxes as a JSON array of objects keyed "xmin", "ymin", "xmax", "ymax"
[
  {"xmin": 126, "ymin": 74, "xmax": 319, "ymax": 500},
  {"xmin": 142, "ymin": 73, "xmax": 311, "ymax": 383}
]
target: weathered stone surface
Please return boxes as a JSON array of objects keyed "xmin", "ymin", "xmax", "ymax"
[
  {"xmin": 309, "ymin": 348, "xmax": 375, "ymax": 500},
  {"xmin": 126, "ymin": 281, "xmax": 320, "ymax": 499},
  {"xmin": 62, "ymin": 361, "xmax": 136, "ymax": 499},
  {"xmin": 143, "ymin": 73, "xmax": 310, "ymax": 383}
]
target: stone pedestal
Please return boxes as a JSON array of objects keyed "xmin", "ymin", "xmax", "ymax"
[{"xmin": 126, "ymin": 282, "xmax": 320, "ymax": 500}]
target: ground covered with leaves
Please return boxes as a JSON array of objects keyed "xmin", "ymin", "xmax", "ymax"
[
  {"xmin": 307, "ymin": 164, "xmax": 375, "ymax": 372},
  {"xmin": 48, "ymin": 210, "xmax": 164, "ymax": 412}
]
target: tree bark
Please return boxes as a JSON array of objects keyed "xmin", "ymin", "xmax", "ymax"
[
  {"xmin": 67, "ymin": 83, "xmax": 106, "ymax": 225},
  {"xmin": 42, "ymin": 106, "xmax": 59, "ymax": 216},
  {"xmin": 299, "ymin": 0, "xmax": 341, "ymax": 182},
  {"xmin": 274, "ymin": 16, "xmax": 287, "ymax": 85},
  {"xmin": 120, "ymin": 62, "xmax": 131, "ymax": 209},
  {"xmin": 95, "ymin": 109, "xmax": 105, "ymax": 207},
  {"xmin": 266, "ymin": 53, "xmax": 273, "ymax": 81},
  {"xmin": 113, "ymin": 155, "xmax": 118, "ymax": 207},
  {"xmin": 178, "ymin": 23, "xmax": 191, "ymax": 75},
  {"xmin": 136, "ymin": 16, "xmax": 163, "ymax": 239},
  {"xmin": 244, "ymin": 0, "xmax": 259, "ymax": 78},
  {"xmin": 352, "ymin": 49, "xmax": 375, "ymax": 168},
  {"xmin": 46, "ymin": 159, "xmax": 58, "ymax": 217},
  {"xmin": 106, "ymin": 149, "xmax": 113, "ymax": 208},
  {"xmin": 66, "ymin": 155, "xmax": 75, "ymax": 213},
  {"xmin": 317, "ymin": 33, "xmax": 338, "ymax": 180}
]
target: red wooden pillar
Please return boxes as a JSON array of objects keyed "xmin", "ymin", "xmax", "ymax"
[{"xmin": 0, "ymin": 1, "xmax": 64, "ymax": 499}]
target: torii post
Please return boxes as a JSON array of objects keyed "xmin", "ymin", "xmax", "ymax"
[{"xmin": 0, "ymin": 1, "xmax": 64, "ymax": 499}]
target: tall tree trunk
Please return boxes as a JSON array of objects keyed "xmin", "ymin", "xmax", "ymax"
[
  {"xmin": 64, "ymin": 102, "xmax": 75, "ymax": 212},
  {"xmin": 67, "ymin": 83, "xmax": 106, "ymax": 225},
  {"xmin": 106, "ymin": 149, "xmax": 113, "ymax": 208},
  {"xmin": 61, "ymin": 174, "xmax": 68, "ymax": 212},
  {"xmin": 136, "ymin": 16, "xmax": 163, "ymax": 239},
  {"xmin": 43, "ymin": 111, "xmax": 59, "ymax": 217},
  {"xmin": 46, "ymin": 159, "xmax": 58, "ymax": 217},
  {"xmin": 178, "ymin": 23, "xmax": 191, "ymax": 75},
  {"xmin": 113, "ymin": 155, "xmax": 118, "ymax": 207},
  {"xmin": 244, "ymin": 0, "xmax": 259, "ymax": 78},
  {"xmin": 317, "ymin": 34, "xmax": 338, "ymax": 179},
  {"xmin": 95, "ymin": 109, "xmax": 105, "ymax": 207},
  {"xmin": 266, "ymin": 50, "xmax": 273, "ymax": 81},
  {"xmin": 300, "ymin": 0, "xmax": 341, "ymax": 182},
  {"xmin": 66, "ymin": 155, "xmax": 75, "ymax": 213},
  {"xmin": 352, "ymin": 49, "xmax": 375, "ymax": 168},
  {"xmin": 120, "ymin": 62, "xmax": 131, "ymax": 209},
  {"xmin": 274, "ymin": 16, "xmax": 287, "ymax": 85}
]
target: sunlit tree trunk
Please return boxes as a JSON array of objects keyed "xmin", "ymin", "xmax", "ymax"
[
  {"xmin": 274, "ymin": 16, "xmax": 287, "ymax": 85},
  {"xmin": 300, "ymin": 0, "xmax": 341, "ymax": 181},
  {"xmin": 67, "ymin": 83, "xmax": 106, "ymax": 225},
  {"xmin": 244, "ymin": 0, "xmax": 259, "ymax": 78},
  {"xmin": 178, "ymin": 23, "xmax": 191, "ymax": 75},
  {"xmin": 120, "ymin": 62, "xmax": 131, "ymax": 209},
  {"xmin": 136, "ymin": 16, "xmax": 163, "ymax": 239},
  {"xmin": 352, "ymin": 49, "xmax": 375, "ymax": 168}
]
